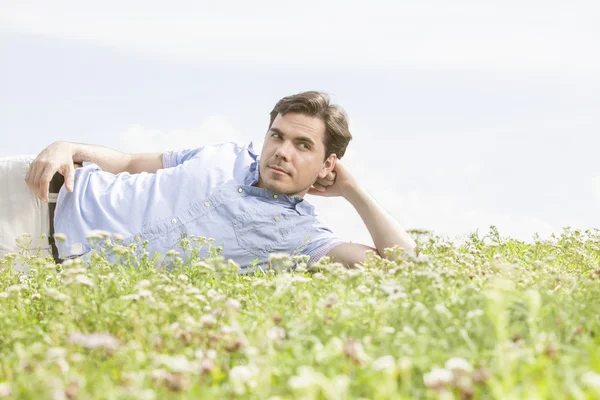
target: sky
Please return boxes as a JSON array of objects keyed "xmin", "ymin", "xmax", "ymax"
[{"xmin": 1, "ymin": 1, "xmax": 599, "ymax": 247}]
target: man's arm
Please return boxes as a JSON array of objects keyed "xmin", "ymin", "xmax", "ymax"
[
  {"xmin": 328, "ymin": 185, "xmax": 417, "ymax": 266},
  {"xmin": 308, "ymin": 162, "xmax": 416, "ymax": 267},
  {"xmin": 26, "ymin": 141, "xmax": 163, "ymax": 202}
]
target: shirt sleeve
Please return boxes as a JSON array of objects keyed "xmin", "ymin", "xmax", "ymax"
[
  {"xmin": 300, "ymin": 219, "xmax": 346, "ymax": 267},
  {"xmin": 162, "ymin": 147, "xmax": 206, "ymax": 169}
]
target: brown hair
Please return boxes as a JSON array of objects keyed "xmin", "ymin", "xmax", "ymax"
[{"xmin": 269, "ymin": 91, "xmax": 353, "ymax": 160}]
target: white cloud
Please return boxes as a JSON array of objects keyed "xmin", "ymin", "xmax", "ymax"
[{"xmin": 1, "ymin": 1, "xmax": 598, "ymax": 69}]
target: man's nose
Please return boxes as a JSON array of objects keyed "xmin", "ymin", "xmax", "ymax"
[{"xmin": 275, "ymin": 141, "xmax": 292, "ymax": 160}]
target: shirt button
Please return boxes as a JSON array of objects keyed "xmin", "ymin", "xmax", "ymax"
[
  {"xmin": 238, "ymin": 188, "xmax": 243, "ymax": 193},
  {"xmin": 274, "ymin": 216, "xmax": 280, "ymax": 221},
  {"xmin": 171, "ymin": 219, "xmax": 177, "ymax": 224},
  {"xmin": 205, "ymin": 201, "xmax": 211, "ymax": 207},
  {"xmin": 273, "ymin": 194, "xmax": 279, "ymax": 199}
]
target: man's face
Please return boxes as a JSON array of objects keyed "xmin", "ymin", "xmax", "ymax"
[{"xmin": 256, "ymin": 112, "xmax": 336, "ymax": 197}]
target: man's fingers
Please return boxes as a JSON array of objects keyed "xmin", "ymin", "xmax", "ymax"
[
  {"xmin": 64, "ymin": 163, "xmax": 75, "ymax": 192},
  {"xmin": 312, "ymin": 183, "xmax": 327, "ymax": 192},
  {"xmin": 37, "ymin": 166, "xmax": 56, "ymax": 202}
]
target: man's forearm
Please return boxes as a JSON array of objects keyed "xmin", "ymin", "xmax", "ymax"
[
  {"xmin": 343, "ymin": 185, "xmax": 417, "ymax": 260},
  {"xmin": 68, "ymin": 142, "xmax": 132, "ymax": 174},
  {"xmin": 68, "ymin": 142, "xmax": 162, "ymax": 175}
]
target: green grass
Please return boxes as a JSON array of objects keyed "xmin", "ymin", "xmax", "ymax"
[{"xmin": 1, "ymin": 226, "xmax": 599, "ymax": 399}]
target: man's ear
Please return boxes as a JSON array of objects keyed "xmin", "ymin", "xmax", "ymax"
[{"xmin": 319, "ymin": 154, "xmax": 337, "ymax": 179}]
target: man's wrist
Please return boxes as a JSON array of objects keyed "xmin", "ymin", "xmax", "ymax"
[{"xmin": 342, "ymin": 184, "xmax": 366, "ymax": 205}]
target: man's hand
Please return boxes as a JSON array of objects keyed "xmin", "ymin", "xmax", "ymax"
[
  {"xmin": 25, "ymin": 141, "xmax": 77, "ymax": 202},
  {"xmin": 308, "ymin": 162, "xmax": 358, "ymax": 198}
]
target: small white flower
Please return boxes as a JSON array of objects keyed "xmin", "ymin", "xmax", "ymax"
[
  {"xmin": 445, "ymin": 357, "xmax": 473, "ymax": 375},
  {"xmin": 423, "ymin": 367, "xmax": 453, "ymax": 390},
  {"xmin": 85, "ymin": 230, "xmax": 111, "ymax": 240},
  {"xmin": 0, "ymin": 382, "xmax": 11, "ymax": 397},
  {"xmin": 53, "ymin": 233, "xmax": 67, "ymax": 242},
  {"xmin": 373, "ymin": 355, "xmax": 396, "ymax": 371},
  {"xmin": 225, "ymin": 298, "xmax": 241, "ymax": 312},
  {"xmin": 75, "ymin": 274, "xmax": 94, "ymax": 287},
  {"xmin": 135, "ymin": 280, "xmax": 151, "ymax": 289},
  {"xmin": 582, "ymin": 371, "xmax": 600, "ymax": 390},
  {"xmin": 382, "ymin": 326, "xmax": 395, "ymax": 334},
  {"xmin": 267, "ymin": 327, "xmax": 286, "ymax": 341},
  {"xmin": 199, "ymin": 314, "xmax": 217, "ymax": 328},
  {"xmin": 68, "ymin": 332, "xmax": 120, "ymax": 351},
  {"xmin": 47, "ymin": 347, "xmax": 67, "ymax": 360},
  {"xmin": 229, "ymin": 365, "xmax": 255, "ymax": 383}
]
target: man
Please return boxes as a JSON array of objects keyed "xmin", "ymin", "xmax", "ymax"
[{"xmin": 1, "ymin": 91, "xmax": 416, "ymax": 272}]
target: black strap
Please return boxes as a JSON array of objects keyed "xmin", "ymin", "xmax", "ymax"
[{"xmin": 48, "ymin": 173, "xmax": 65, "ymax": 264}]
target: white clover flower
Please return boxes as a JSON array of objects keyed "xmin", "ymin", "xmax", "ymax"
[
  {"xmin": 0, "ymin": 382, "xmax": 11, "ymax": 398},
  {"xmin": 135, "ymin": 280, "xmax": 151, "ymax": 289},
  {"xmin": 75, "ymin": 274, "xmax": 94, "ymax": 287},
  {"xmin": 64, "ymin": 267, "xmax": 86, "ymax": 276},
  {"xmin": 112, "ymin": 245, "xmax": 131, "ymax": 255},
  {"xmin": 356, "ymin": 285, "xmax": 370, "ymax": 294},
  {"xmin": 229, "ymin": 365, "xmax": 255, "ymax": 383},
  {"xmin": 185, "ymin": 287, "xmax": 201, "ymax": 295},
  {"xmin": 445, "ymin": 357, "xmax": 473, "ymax": 375},
  {"xmin": 7, "ymin": 285, "xmax": 23, "ymax": 293},
  {"xmin": 325, "ymin": 294, "xmax": 338, "ymax": 308},
  {"xmin": 225, "ymin": 298, "xmax": 241, "ymax": 311},
  {"xmin": 290, "ymin": 276, "xmax": 311, "ymax": 283},
  {"xmin": 423, "ymin": 367, "xmax": 453, "ymax": 390},
  {"xmin": 159, "ymin": 354, "xmax": 195, "ymax": 373},
  {"xmin": 267, "ymin": 327, "xmax": 286, "ymax": 341},
  {"xmin": 466, "ymin": 309, "xmax": 484, "ymax": 319},
  {"xmin": 53, "ymin": 233, "xmax": 67, "ymax": 242},
  {"xmin": 288, "ymin": 367, "xmax": 320, "ymax": 390},
  {"xmin": 372, "ymin": 355, "xmax": 396, "ymax": 371},
  {"xmin": 68, "ymin": 332, "xmax": 120, "ymax": 351},
  {"xmin": 582, "ymin": 371, "xmax": 600, "ymax": 390},
  {"xmin": 45, "ymin": 287, "xmax": 70, "ymax": 302},
  {"xmin": 46, "ymin": 347, "xmax": 67, "ymax": 360},
  {"xmin": 434, "ymin": 304, "xmax": 452, "ymax": 318},
  {"xmin": 85, "ymin": 230, "xmax": 110, "ymax": 240},
  {"xmin": 379, "ymin": 281, "xmax": 404, "ymax": 296},
  {"xmin": 199, "ymin": 314, "xmax": 217, "ymax": 328},
  {"xmin": 414, "ymin": 254, "xmax": 432, "ymax": 263},
  {"xmin": 206, "ymin": 349, "xmax": 217, "ymax": 360}
]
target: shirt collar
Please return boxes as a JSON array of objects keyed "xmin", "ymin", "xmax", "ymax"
[{"xmin": 244, "ymin": 141, "xmax": 315, "ymax": 216}]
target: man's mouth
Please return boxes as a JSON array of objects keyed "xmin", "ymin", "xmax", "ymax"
[{"xmin": 270, "ymin": 166, "xmax": 289, "ymax": 175}]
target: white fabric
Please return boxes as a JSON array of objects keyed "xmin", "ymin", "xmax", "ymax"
[{"xmin": 0, "ymin": 155, "xmax": 52, "ymax": 268}]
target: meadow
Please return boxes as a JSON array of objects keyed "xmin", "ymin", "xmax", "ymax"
[{"xmin": 0, "ymin": 226, "xmax": 599, "ymax": 399}]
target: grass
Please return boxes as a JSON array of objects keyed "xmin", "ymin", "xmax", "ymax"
[{"xmin": 0, "ymin": 226, "xmax": 599, "ymax": 399}]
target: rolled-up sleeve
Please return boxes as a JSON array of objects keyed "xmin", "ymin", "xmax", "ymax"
[
  {"xmin": 162, "ymin": 147, "xmax": 206, "ymax": 169},
  {"xmin": 301, "ymin": 220, "xmax": 346, "ymax": 267}
]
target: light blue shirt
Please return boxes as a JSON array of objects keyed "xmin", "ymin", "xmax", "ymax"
[{"xmin": 54, "ymin": 141, "xmax": 345, "ymax": 272}]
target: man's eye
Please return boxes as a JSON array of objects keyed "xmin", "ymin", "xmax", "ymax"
[{"xmin": 300, "ymin": 143, "xmax": 310, "ymax": 149}]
